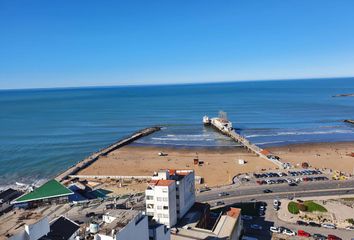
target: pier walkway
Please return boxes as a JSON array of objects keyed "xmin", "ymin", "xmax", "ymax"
[
  {"xmin": 56, "ymin": 126, "xmax": 161, "ymax": 183},
  {"xmin": 205, "ymin": 116, "xmax": 284, "ymax": 168}
]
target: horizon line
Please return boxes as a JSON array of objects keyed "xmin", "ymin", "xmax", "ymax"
[{"xmin": 0, "ymin": 75, "xmax": 353, "ymax": 91}]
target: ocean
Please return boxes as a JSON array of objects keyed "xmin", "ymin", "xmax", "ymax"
[{"xmin": 0, "ymin": 78, "xmax": 354, "ymax": 187}]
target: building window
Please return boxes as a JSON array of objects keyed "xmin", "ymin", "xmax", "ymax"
[
  {"xmin": 163, "ymin": 197, "xmax": 168, "ymax": 202},
  {"xmin": 163, "ymin": 214, "xmax": 169, "ymax": 218},
  {"xmin": 163, "ymin": 206, "xmax": 168, "ymax": 210},
  {"xmin": 147, "ymin": 204, "xmax": 154, "ymax": 209},
  {"xmin": 146, "ymin": 195, "xmax": 153, "ymax": 200},
  {"xmin": 162, "ymin": 189, "xmax": 168, "ymax": 193},
  {"xmin": 157, "ymin": 205, "xmax": 162, "ymax": 210},
  {"xmin": 157, "ymin": 197, "xmax": 162, "ymax": 201}
]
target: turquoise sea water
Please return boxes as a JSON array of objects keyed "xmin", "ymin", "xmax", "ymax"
[{"xmin": 0, "ymin": 78, "xmax": 354, "ymax": 187}]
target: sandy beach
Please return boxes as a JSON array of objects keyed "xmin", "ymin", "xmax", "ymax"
[
  {"xmin": 268, "ymin": 141, "xmax": 354, "ymax": 174},
  {"xmin": 78, "ymin": 145, "xmax": 278, "ymax": 188},
  {"xmin": 77, "ymin": 141, "xmax": 354, "ymax": 191}
]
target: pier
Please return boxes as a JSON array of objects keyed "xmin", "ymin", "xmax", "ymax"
[
  {"xmin": 56, "ymin": 126, "xmax": 161, "ymax": 183},
  {"xmin": 203, "ymin": 113, "xmax": 284, "ymax": 168}
]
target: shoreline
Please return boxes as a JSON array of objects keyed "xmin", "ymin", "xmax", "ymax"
[{"xmin": 1, "ymin": 140, "xmax": 353, "ymax": 190}]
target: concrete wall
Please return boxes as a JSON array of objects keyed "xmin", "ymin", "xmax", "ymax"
[{"xmin": 176, "ymin": 171, "xmax": 195, "ymax": 219}]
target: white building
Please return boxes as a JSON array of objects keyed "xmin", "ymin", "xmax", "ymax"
[
  {"xmin": 6, "ymin": 217, "xmax": 50, "ymax": 240},
  {"xmin": 146, "ymin": 169, "xmax": 195, "ymax": 227},
  {"xmin": 94, "ymin": 209, "xmax": 149, "ymax": 240}
]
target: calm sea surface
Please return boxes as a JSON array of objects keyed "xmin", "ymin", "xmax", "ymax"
[{"xmin": 0, "ymin": 78, "xmax": 354, "ymax": 187}]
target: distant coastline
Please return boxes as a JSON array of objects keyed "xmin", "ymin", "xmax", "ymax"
[{"xmin": 332, "ymin": 93, "xmax": 354, "ymax": 97}]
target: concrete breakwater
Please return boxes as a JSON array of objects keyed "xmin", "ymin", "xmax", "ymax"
[{"xmin": 56, "ymin": 126, "xmax": 161, "ymax": 183}]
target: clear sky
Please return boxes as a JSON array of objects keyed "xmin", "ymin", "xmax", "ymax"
[{"xmin": 1, "ymin": 0, "xmax": 354, "ymax": 89}]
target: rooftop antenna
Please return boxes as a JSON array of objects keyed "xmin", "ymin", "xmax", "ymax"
[{"xmin": 218, "ymin": 110, "xmax": 227, "ymax": 120}]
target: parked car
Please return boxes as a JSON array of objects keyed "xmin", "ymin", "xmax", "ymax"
[
  {"xmin": 312, "ymin": 233, "xmax": 326, "ymax": 240},
  {"xmin": 269, "ymin": 226, "xmax": 281, "ymax": 233},
  {"xmin": 250, "ymin": 224, "xmax": 262, "ymax": 230},
  {"xmin": 215, "ymin": 201, "xmax": 224, "ymax": 206},
  {"xmin": 321, "ymin": 223, "xmax": 336, "ymax": 229},
  {"xmin": 327, "ymin": 234, "xmax": 341, "ymax": 240},
  {"xmin": 296, "ymin": 220, "xmax": 308, "ymax": 226},
  {"xmin": 297, "ymin": 229, "xmax": 311, "ymax": 237},
  {"xmin": 241, "ymin": 215, "xmax": 253, "ymax": 221},
  {"xmin": 282, "ymin": 228, "xmax": 296, "ymax": 236},
  {"xmin": 308, "ymin": 221, "xmax": 321, "ymax": 227},
  {"xmin": 218, "ymin": 192, "xmax": 229, "ymax": 197},
  {"xmin": 263, "ymin": 189, "xmax": 272, "ymax": 193},
  {"xmin": 345, "ymin": 226, "xmax": 354, "ymax": 231},
  {"xmin": 288, "ymin": 182, "xmax": 297, "ymax": 186}
]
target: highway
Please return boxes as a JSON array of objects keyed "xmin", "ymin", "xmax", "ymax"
[{"xmin": 196, "ymin": 179, "xmax": 354, "ymax": 204}]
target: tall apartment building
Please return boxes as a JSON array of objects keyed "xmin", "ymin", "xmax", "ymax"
[{"xmin": 146, "ymin": 169, "xmax": 195, "ymax": 227}]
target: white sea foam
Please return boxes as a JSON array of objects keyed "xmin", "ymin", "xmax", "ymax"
[{"xmin": 246, "ymin": 129, "xmax": 354, "ymax": 138}]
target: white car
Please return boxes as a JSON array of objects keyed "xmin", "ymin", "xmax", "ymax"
[
  {"xmin": 250, "ymin": 224, "xmax": 262, "ymax": 230},
  {"xmin": 282, "ymin": 228, "xmax": 296, "ymax": 236},
  {"xmin": 269, "ymin": 226, "xmax": 281, "ymax": 233},
  {"xmin": 273, "ymin": 199, "xmax": 280, "ymax": 207},
  {"xmin": 345, "ymin": 226, "xmax": 354, "ymax": 231},
  {"xmin": 321, "ymin": 223, "xmax": 336, "ymax": 229}
]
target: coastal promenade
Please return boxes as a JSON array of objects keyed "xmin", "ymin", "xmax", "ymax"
[
  {"xmin": 55, "ymin": 126, "xmax": 161, "ymax": 183},
  {"xmin": 206, "ymin": 116, "xmax": 284, "ymax": 168}
]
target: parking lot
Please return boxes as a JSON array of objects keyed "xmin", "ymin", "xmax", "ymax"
[{"xmin": 251, "ymin": 169, "xmax": 330, "ymax": 187}]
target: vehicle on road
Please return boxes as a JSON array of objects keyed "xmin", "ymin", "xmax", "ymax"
[
  {"xmin": 218, "ymin": 192, "xmax": 229, "ymax": 197},
  {"xmin": 288, "ymin": 182, "xmax": 297, "ymax": 186},
  {"xmin": 215, "ymin": 201, "xmax": 224, "ymax": 206},
  {"xmin": 282, "ymin": 228, "xmax": 296, "ymax": 236},
  {"xmin": 199, "ymin": 187, "xmax": 211, "ymax": 193},
  {"xmin": 308, "ymin": 221, "xmax": 321, "ymax": 227},
  {"xmin": 321, "ymin": 223, "xmax": 336, "ymax": 229},
  {"xmin": 250, "ymin": 224, "xmax": 262, "ymax": 230},
  {"xmin": 327, "ymin": 234, "xmax": 342, "ymax": 240},
  {"xmin": 263, "ymin": 189, "xmax": 272, "ymax": 193},
  {"xmin": 241, "ymin": 215, "xmax": 253, "ymax": 221},
  {"xmin": 269, "ymin": 226, "xmax": 281, "ymax": 233},
  {"xmin": 296, "ymin": 220, "xmax": 308, "ymax": 226},
  {"xmin": 312, "ymin": 233, "xmax": 326, "ymax": 240},
  {"xmin": 297, "ymin": 229, "xmax": 311, "ymax": 237},
  {"xmin": 345, "ymin": 225, "xmax": 354, "ymax": 231}
]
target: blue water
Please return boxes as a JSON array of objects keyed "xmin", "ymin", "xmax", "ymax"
[{"xmin": 1, "ymin": 78, "xmax": 354, "ymax": 187}]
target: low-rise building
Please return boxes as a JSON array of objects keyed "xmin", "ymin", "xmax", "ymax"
[
  {"xmin": 171, "ymin": 203, "xmax": 243, "ymax": 240},
  {"xmin": 40, "ymin": 216, "xmax": 80, "ymax": 240},
  {"xmin": 94, "ymin": 209, "xmax": 149, "ymax": 240},
  {"xmin": 12, "ymin": 180, "xmax": 73, "ymax": 208},
  {"xmin": 146, "ymin": 169, "xmax": 195, "ymax": 227}
]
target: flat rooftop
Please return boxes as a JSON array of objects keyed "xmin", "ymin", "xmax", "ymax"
[{"xmin": 99, "ymin": 209, "xmax": 142, "ymax": 235}]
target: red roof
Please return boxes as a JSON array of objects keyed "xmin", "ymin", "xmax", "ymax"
[
  {"xmin": 149, "ymin": 179, "xmax": 175, "ymax": 187},
  {"xmin": 227, "ymin": 208, "xmax": 241, "ymax": 219}
]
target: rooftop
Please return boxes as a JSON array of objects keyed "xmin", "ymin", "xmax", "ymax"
[
  {"xmin": 40, "ymin": 216, "xmax": 80, "ymax": 240},
  {"xmin": 13, "ymin": 179, "xmax": 73, "ymax": 204},
  {"xmin": 99, "ymin": 209, "xmax": 143, "ymax": 235},
  {"xmin": 149, "ymin": 179, "xmax": 175, "ymax": 187}
]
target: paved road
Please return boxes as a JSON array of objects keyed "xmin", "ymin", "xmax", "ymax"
[
  {"xmin": 196, "ymin": 180, "xmax": 354, "ymax": 239},
  {"xmin": 197, "ymin": 180, "xmax": 354, "ymax": 203},
  {"xmin": 242, "ymin": 200, "xmax": 354, "ymax": 240}
]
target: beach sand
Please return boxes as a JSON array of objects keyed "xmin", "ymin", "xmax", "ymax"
[
  {"xmin": 78, "ymin": 146, "xmax": 278, "ymax": 187},
  {"xmin": 268, "ymin": 141, "xmax": 354, "ymax": 174},
  {"xmin": 77, "ymin": 142, "xmax": 354, "ymax": 194}
]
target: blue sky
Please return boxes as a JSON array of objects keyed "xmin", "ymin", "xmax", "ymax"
[{"xmin": 0, "ymin": 1, "xmax": 354, "ymax": 89}]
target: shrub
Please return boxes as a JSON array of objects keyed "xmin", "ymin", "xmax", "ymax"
[
  {"xmin": 304, "ymin": 201, "xmax": 327, "ymax": 212},
  {"xmin": 347, "ymin": 218, "xmax": 354, "ymax": 225},
  {"xmin": 288, "ymin": 201, "xmax": 299, "ymax": 214}
]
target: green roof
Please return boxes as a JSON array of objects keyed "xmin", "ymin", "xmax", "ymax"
[{"xmin": 14, "ymin": 179, "xmax": 73, "ymax": 203}]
